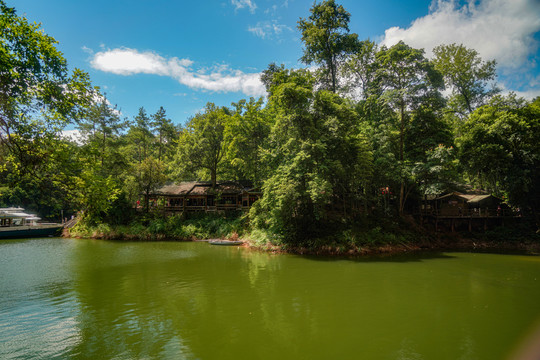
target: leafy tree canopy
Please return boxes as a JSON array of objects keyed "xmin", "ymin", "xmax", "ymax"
[
  {"xmin": 298, "ymin": 0, "xmax": 359, "ymax": 93},
  {"xmin": 433, "ymin": 43, "xmax": 498, "ymax": 116}
]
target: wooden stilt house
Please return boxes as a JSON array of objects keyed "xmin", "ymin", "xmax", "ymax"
[{"xmin": 146, "ymin": 181, "xmax": 261, "ymax": 213}]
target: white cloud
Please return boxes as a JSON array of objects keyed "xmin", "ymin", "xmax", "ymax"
[
  {"xmin": 380, "ymin": 0, "xmax": 540, "ymax": 70},
  {"xmin": 81, "ymin": 46, "xmax": 93, "ymax": 54},
  {"xmin": 248, "ymin": 20, "xmax": 292, "ymax": 40},
  {"xmin": 509, "ymin": 89, "xmax": 540, "ymax": 100},
  {"xmin": 231, "ymin": 0, "xmax": 257, "ymax": 13},
  {"xmin": 60, "ymin": 129, "xmax": 84, "ymax": 144},
  {"xmin": 90, "ymin": 48, "xmax": 266, "ymax": 97},
  {"xmin": 248, "ymin": 24, "xmax": 267, "ymax": 38},
  {"xmin": 91, "ymin": 49, "xmax": 170, "ymax": 76},
  {"xmin": 499, "ymin": 81, "xmax": 540, "ymax": 101}
]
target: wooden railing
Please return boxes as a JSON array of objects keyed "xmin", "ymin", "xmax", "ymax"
[
  {"xmin": 420, "ymin": 208, "xmax": 518, "ymax": 218},
  {"xmin": 163, "ymin": 204, "xmax": 244, "ymax": 212}
]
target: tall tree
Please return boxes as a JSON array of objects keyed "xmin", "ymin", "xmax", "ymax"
[
  {"xmin": 78, "ymin": 96, "xmax": 127, "ymax": 176},
  {"xmin": 297, "ymin": 0, "xmax": 358, "ymax": 93},
  {"xmin": 151, "ymin": 106, "xmax": 177, "ymax": 161},
  {"xmin": 173, "ymin": 103, "xmax": 229, "ymax": 187},
  {"xmin": 433, "ymin": 43, "xmax": 498, "ymax": 116},
  {"xmin": 126, "ymin": 107, "xmax": 153, "ymax": 164},
  {"xmin": 251, "ymin": 69, "xmax": 372, "ymax": 243},
  {"xmin": 342, "ymin": 39, "xmax": 379, "ymax": 99},
  {"xmin": 376, "ymin": 41, "xmax": 444, "ymax": 214},
  {"xmin": 225, "ymin": 97, "xmax": 271, "ymax": 184}
]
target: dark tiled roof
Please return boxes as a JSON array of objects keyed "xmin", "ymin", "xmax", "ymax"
[
  {"xmin": 154, "ymin": 182, "xmax": 199, "ymax": 195},
  {"xmin": 153, "ymin": 181, "xmax": 259, "ymax": 196},
  {"xmin": 435, "ymin": 192, "xmax": 501, "ymax": 204}
]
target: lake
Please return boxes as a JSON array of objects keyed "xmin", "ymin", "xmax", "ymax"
[{"xmin": 0, "ymin": 238, "xmax": 539, "ymax": 359}]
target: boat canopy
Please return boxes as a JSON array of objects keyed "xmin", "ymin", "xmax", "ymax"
[{"xmin": 0, "ymin": 208, "xmax": 41, "ymax": 220}]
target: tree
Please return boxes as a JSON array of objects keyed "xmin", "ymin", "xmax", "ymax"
[
  {"xmin": 297, "ymin": 0, "xmax": 358, "ymax": 93},
  {"xmin": 0, "ymin": 1, "xmax": 93, "ymax": 218},
  {"xmin": 260, "ymin": 63, "xmax": 287, "ymax": 94},
  {"xmin": 225, "ymin": 97, "xmax": 271, "ymax": 183},
  {"xmin": 151, "ymin": 106, "xmax": 177, "ymax": 161},
  {"xmin": 375, "ymin": 41, "xmax": 444, "ymax": 214},
  {"xmin": 0, "ymin": 136, "xmax": 82, "ymax": 218},
  {"xmin": 72, "ymin": 167, "xmax": 121, "ymax": 224},
  {"xmin": 251, "ymin": 69, "xmax": 372, "ymax": 243},
  {"xmin": 433, "ymin": 43, "xmax": 498, "ymax": 116},
  {"xmin": 77, "ymin": 96, "xmax": 127, "ymax": 176},
  {"xmin": 0, "ymin": 1, "xmax": 92, "ymax": 174},
  {"xmin": 173, "ymin": 103, "xmax": 229, "ymax": 187},
  {"xmin": 342, "ymin": 39, "xmax": 379, "ymax": 99},
  {"xmin": 458, "ymin": 95, "xmax": 540, "ymax": 222},
  {"xmin": 126, "ymin": 107, "xmax": 154, "ymax": 164},
  {"xmin": 134, "ymin": 157, "xmax": 167, "ymax": 212},
  {"xmin": 412, "ymin": 144, "xmax": 458, "ymax": 198}
]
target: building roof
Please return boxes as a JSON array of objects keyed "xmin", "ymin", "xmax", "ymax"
[
  {"xmin": 155, "ymin": 182, "xmax": 200, "ymax": 196},
  {"xmin": 459, "ymin": 194, "xmax": 493, "ymax": 203},
  {"xmin": 434, "ymin": 192, "xmax": 465, "ymax": 201},
  {"xmin": 434, "ymin": 192, "xmax": 501, "ymax": 205},
  {"xmin": 153, "ymin": 181, "xmax": 259, "ymax": 196}
]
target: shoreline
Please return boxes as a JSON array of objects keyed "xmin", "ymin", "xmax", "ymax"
[
  {"xmin": 243, "ymin": 236, "xmax": 540, "ymax": 257},
  {"xmin": 65, "ymin": 227, "xmax": 540, "ymax": 257}
]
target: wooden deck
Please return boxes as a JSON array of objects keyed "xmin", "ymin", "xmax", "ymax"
[
  {"xmin": 419, "ymin": 208, "xmax": 521, "ymax": 232},
  {"xmin": 421, "ymin": 208, "xmax": 519, "ymax": 219}
]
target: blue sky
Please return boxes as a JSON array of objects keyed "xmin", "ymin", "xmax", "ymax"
[{"xmin": 9, "ymin": 0, "xmax": 540, "ymax": 127}]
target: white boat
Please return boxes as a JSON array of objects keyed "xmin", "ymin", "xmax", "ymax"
[{"xmin": 0, "ymin": 208, "xmax": 62, "ymax": 239}]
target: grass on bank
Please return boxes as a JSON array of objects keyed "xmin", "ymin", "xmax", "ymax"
[{"xmin": 70, "ymin": 212, "xmax": 248, "ymax": 241}]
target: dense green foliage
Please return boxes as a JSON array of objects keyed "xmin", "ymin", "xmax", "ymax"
[
  {"xmin": 70, "ymin": 212, "xmax": 246, "ymax": 241},
  {"xmin": 1, "ymin": 0, "xmax": 538, "ymax": 245}
]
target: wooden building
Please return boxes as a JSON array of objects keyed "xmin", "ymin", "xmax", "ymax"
[
  {"xmin": 146, "ymin": 181, "xmax": 261, "ymax": 213},
  {"xmin": 420, "ymin": 192, "xmax": 516, "ymax": 232},
  {"xmin": 432, "ymin": 192, "xmax": 506, "ymax": 217}
]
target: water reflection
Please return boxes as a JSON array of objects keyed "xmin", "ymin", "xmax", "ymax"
[
  {"xmin": 0, "ymin": 239, "xmax": 80, "ymax": 359},
  {"xmin": 0, "ymin": 239, "xmax": 539, "ymax": 359}
]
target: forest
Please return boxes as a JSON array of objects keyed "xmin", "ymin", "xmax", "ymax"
[{"xmin": 1, "ymin": 0, "xmax": 539, "ymax": 246}]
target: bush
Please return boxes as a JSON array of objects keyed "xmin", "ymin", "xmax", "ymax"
[{"xmin": 70, "ymin": 212, "xmax": 249, "ymax": 241}]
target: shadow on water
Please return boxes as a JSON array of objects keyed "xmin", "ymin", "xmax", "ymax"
[{"xmin": 300, "ymin": 251, "xmax": 457, "ymax": 263}]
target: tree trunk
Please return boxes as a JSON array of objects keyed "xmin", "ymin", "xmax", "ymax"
[
  {"xmin": 144, "ymin": 190, "xmax": 150, "ymax": 213},
  {"xmin": 211, "ymin": 168, "xmax": 217, "ymax": 188},
  {"xmin": 399, "ymin": 99, "xmax": 405, "ymax": 216},
  {"xmin": 158, "ymin": 132, "xmax": 163, "ymax": 161}
]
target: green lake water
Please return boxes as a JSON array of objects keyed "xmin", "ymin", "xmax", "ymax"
[{"xmin": 1, "ymin": 238, "xmax": 539, "ymax": 359}]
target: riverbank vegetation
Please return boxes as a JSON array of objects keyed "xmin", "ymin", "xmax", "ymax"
[
  {"xmin": 1, "ymin": 0, "xmax": 539, "ymax": 250},
  {"xmin": 69, "ymin": 212, "xmax": 247, "ymax": 241}
]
